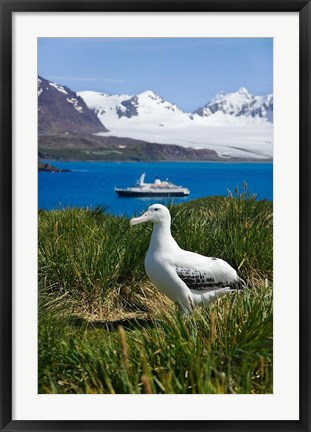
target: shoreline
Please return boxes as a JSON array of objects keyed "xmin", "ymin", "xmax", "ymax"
[{"xmin": 39, "ymin": 158, "xmax": 273, "ymax": 165}]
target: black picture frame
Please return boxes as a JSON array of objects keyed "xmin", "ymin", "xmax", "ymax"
[{"xmin": 1, "ymin": 1, "xmax": 310, "ymax": 431}]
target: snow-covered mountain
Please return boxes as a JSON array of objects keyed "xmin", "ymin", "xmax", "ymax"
[
  {"xmin": 77, "ymin": 90, "xmax": 194, "ymax": 128},
  {"xmin": 78, "ymin": 87, "xmax": 273, "ymax": 160},
  {"xmin": 194, "ymin": 87, "xmax": 273, "ymax": 123},
  {"xmin": 79, "ymin": 87, "xmax": 273, "ymax": 128}
]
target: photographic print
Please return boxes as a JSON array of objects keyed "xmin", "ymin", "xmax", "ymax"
[{"xmin": 38, "ymin": 37, "xmax": 273, "ymax": 395}]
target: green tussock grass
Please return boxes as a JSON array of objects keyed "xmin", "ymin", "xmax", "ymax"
[{"xmin": 39, "ymin": 186, "xmax": 273, "ymax": 394}]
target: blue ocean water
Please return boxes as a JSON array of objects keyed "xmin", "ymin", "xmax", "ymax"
[{"xmin": 38, "ymin": 161, "xmax": 273, "ymax": 216}]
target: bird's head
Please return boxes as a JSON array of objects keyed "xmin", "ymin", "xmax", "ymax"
[{"xmin": 130, "ymin": 204, "xmax": 171, "ymax": 226}]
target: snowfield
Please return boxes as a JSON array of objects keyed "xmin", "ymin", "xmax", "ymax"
[{"xmin": 96, "ymin": 124, "xmax": 273, "ymax": 159}]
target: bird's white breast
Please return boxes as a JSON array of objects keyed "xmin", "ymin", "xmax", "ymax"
[{"xmin": 144, "ymin": 249, "xmax": 189, "ymax": 303}]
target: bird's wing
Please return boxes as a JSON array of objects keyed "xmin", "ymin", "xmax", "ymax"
[{"xmin": 174, "ymin": 252, "xmax": 241, "ymax": 292}]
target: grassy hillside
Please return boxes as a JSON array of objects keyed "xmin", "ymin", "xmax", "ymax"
[{"xmin": 38, "ymin": 190, "xmax": 273, "ymax": 394}]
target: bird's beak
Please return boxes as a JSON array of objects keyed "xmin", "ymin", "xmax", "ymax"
[{"xmin": 130, "ymin": 210, "xmax": 152, "ymax": 226}]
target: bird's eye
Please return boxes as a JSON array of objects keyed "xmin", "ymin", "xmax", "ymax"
[{"xmin": 154, "ymin": 208, "xmax": 159, "ymax": 211}]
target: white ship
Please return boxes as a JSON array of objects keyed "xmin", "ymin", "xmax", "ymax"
[{"xmin": 115, "ymin": 173, "xmax": 190, "ymax": 197}]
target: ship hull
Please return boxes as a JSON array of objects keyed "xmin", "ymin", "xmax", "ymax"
[{"xmin": 115, "ymin": 190, "xmax": 189, "ymax": 197}]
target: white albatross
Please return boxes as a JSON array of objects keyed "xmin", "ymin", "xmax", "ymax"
[{"xmin": 130, "ymin": 204, "xmax": 244, "ymax": 313}]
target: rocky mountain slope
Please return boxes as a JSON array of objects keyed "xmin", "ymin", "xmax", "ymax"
[
  {"xmin": 38, "ymin": 133, "xmax": 226, "ymax": 162},
  {"xmin": 38, "ymin": 76, "xmax": 107, "ymax": 134}
]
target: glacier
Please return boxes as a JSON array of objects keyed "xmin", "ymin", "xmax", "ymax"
[{"xmin": 78, "ymin": 88, "xmax": 273, "ymax": 160}]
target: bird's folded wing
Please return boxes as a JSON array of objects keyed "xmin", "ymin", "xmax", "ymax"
[{"xmin": 175, "ymin": 260, "xmax": 240, "ymax": 292}]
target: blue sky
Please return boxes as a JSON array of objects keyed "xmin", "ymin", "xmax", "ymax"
[{"xmin": 38, "ymin": 38, "xmax": 273, "ymax": 112}]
